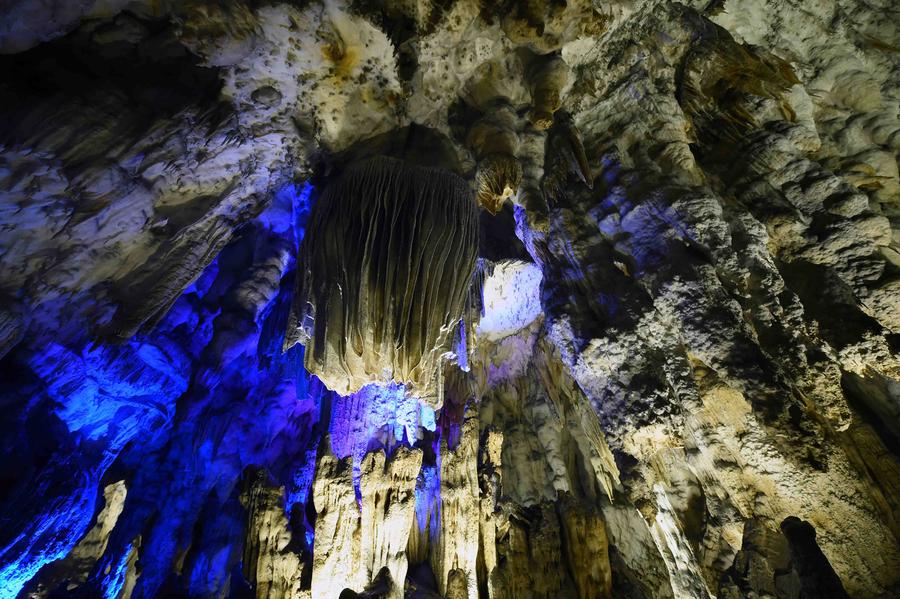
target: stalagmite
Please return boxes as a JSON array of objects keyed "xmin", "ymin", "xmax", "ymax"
[
  {"xmin": 359, "ymin": 447, "xmax": 423, "ymax": 599},
  {"xmin": 310, "ymin": 440, "xmax": 422, "ymax": 599},
  {"xmin": 432, "ymin": 412, "xmax": 481, "ymax": 598},
  {"xmin": 240, "ymin": 470, "xmax": 307, "ymax": 599},
  {"xmin": 311, "ymin": 451, "xmax": 363, "ymax": 598}
]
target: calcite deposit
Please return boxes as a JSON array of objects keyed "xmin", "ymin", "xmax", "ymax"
[
  {"xmin": 0, "ymin": 0, "xmax": 899, "ymax": 597},
  {"xmin": 287, "ymin": 156, "xmax": 479, "ymax": 405}
]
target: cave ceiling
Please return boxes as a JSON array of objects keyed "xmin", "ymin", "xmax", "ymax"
[{"xmin": 1, "ymin": 0, "xmax": 899, "ymax": 597}]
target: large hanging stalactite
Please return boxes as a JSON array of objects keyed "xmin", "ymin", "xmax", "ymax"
[{"xmin": 286, "ymin": 156, "xmax": 479, "ymax": 406}]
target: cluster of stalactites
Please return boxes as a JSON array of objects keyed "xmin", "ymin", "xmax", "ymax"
[
  {"xmin": 286, "ymin": 156, "xmax": 479, "ymax": 408},
  {"xmin": 463, "ymin": 51, "xmax": 592, "ymax": 233}
]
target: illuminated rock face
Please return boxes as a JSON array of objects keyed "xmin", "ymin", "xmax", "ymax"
[
  {"xmin": 1, "ymin": 0, "xmax": 900, "ymax": 598},
  {"xmin": 476, "ymin": 260, "xmax": 542, "ymax": 342}
]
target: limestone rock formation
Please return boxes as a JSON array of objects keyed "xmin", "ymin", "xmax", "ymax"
[
  {"xmin": 287, "ymin": 156, "xmax": 479, "ymax": 406},
  {"xmin": 311, "ymin": 444, "xmax": 422, "ymax": 599},
  {"xmin": 1, "ymin": 0, "xmax": 899, "ymax": 597},
  {"xmin": 241, "ymin": 470, "xmax": 308, "ymax": 599}
]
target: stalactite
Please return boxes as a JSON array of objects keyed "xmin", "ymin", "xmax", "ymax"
[
  {"xmin": 287, "ymin": 156, "xmax": 479, "ymax": 406},
  {"xmin": 525, "ymin": 53, "xmax": 569, "ymax": 130},
  {"xmin": 542, "ymin": 112, "xmax": 592, "ymax": 203},
  {"xmin": 467, "ymin": 102, "xmax": 522, "ymax": 215}
]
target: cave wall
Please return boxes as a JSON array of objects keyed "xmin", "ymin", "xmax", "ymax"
[{"xmin": 1, "ymin": 0, "xmax": 899, "ymax": 597}]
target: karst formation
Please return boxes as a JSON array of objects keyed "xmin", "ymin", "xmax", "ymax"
[{"xmin": 1, "ymin": 0, "xmax": 899, "ymax": 597}]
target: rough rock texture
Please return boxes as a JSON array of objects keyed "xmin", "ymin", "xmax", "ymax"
[
  {"xmin": 311, "ymin": 445, "xmax": 421, "ymax": 599},
  {"xmin": 1, "ymin": 0, "xmax": 899, "ymax": 597},
  {"xmin": 241, "ymin": 470, "xmax": 307, "ymax": 599}
]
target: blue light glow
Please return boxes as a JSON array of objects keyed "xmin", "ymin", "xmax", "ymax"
[
  {"xmin": 0, "ymin": 178, "xmax": 452, "ymax": 597},
  {"xmin": 0, "ymin": 469, "xmax": 96, "ymax": 599},
  {"xmin": 102, "ymin": 546, "xmax": 132, "ymax": 599},
  {"xmin": 328, "ymin": 381, "xmax": 436, "ymax": 492},
  {"xmin": 0, "ymin": 181, "xmax": 320, "ymax": 597},
  {"xmin": 456, "ymin": 320, "xmax": 470, "ymax": 372},
  {"xmin": 286, "ymin": 446, "xmax": 319, "ymax": 514},
  {"xmin": 414, "ymin": 463, "xmax": 441, "ymax": 535}
]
